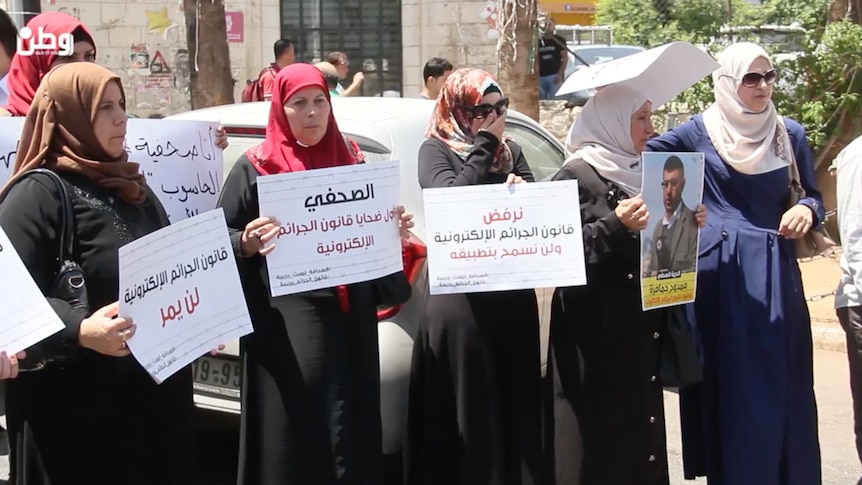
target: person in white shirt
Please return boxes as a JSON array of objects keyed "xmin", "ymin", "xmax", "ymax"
[
  {"xmin": 835, "ymin": 135, "xmax": 862, "ymax": 479},
  {"xmin": 0, "ymin": 8, "xmax": 17, "ymax": 107}
]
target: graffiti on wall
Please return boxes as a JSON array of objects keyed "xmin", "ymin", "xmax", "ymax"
[
  {"xmin": 172, "ymin": 49, "xmax": 191, "ymax": 95},
  {"xmin": 479, "ymin": 1, "xmax": 500, "ymax": 40},
  {"xmin": 146, "ymin": 7, "xmax": 179, "ymax": 40}
]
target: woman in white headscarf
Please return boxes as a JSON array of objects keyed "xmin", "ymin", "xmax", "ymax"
[
  {"xmin": 648, "ymin": 42, "xmax": 824, "ymax": 484},
  {"xmin": 546, "ymin": 83, "xmax": 705, "ymax": 485}
]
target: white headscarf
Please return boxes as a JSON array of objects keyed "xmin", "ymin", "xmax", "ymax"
[
  {"xmin": 565, "ymin": 84, "xmax": 650, "ymax": 196},
  {"xmin": 702, "ymin": 42, "xmax": 792, "ymax": 175}
]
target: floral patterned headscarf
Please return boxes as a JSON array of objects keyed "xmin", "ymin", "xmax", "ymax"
[{"xmin": 425, "ymin": 68, "xmax": 514, "ymax": 173}]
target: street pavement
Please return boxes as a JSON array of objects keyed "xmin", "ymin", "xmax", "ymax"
[{"xmin": 0, "ymin": 348, "xmax": 855, "ymax": 484}]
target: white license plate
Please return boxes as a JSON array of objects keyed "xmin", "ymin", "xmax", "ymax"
[{"xmin": 191, "ymin": 355, "xmax": 241, "ymax": 396}]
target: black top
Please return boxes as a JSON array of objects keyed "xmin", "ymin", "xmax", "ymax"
[
  {"xmin": 417, "ymin": 131, "xmax": 534, "ymax": 187},
  {"xmin": 539, "ymin": 34, "xmax": 567, "ymax": 77},
  {"xmin": 0, "ymin": 171, "xmax": 195, "ymax": 484},
  {"xmin": 221, "ymin": 155, "xmax": 410, "ymax": 485}
]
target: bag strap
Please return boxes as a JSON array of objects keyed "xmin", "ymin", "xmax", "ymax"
[
  {"xmin": 780, "ymin": 116, "xmax": 806, "ymax": 198},
  {"xmin": 0, "ymin": 168, "xmax": 75, "ymax": 262}
]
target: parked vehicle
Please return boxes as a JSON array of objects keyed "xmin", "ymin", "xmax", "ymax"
[{"xmin": 168, "ymin": 97, "xmax": 566, "ymax": 457}]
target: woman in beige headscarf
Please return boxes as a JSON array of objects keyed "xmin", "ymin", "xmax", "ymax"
[
  {"xmin": 547, "ymin": 83, "xmax": 706, "ymax": 485},
  {"xmin": 0, "ymin": 62, "xmax": 197, "ymax": 484},
  {"xmin": 648, "ymin": 42, "xmax": 823, "ymax": 484}
]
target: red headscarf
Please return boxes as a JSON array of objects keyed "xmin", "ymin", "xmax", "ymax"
[
  {"xmin": 246, "ymin": 63, "xmax": 356, "ymax": 175},
  {"xmin": 2, "ymin": 12, "xmax": 95, "ymax": 116}
]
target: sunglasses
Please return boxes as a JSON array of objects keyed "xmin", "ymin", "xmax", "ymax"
[
  {"xmin": 739, "ymin": 69, "xmax": 778, "ymax": 88},
  {"xmin": 467, "ymin": 98, "xmax": 509, "ymax": 120}
]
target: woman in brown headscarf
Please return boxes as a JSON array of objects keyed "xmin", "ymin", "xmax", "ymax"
[
  {"xmin": 405, "ymin": 68, "xmax": 544, "ymax": 485},
  {"xmin": 0, "ymin": 62, "xmax": 196, "ymax": 485}
]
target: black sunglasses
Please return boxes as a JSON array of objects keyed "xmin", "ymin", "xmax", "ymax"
[
  {"xmin": 467, "ymin": 98, "xmax": 509, "ymax": 120},
  {"xmin": 740, "ymin": 69, "xmax": 778, "ymax": 88}
]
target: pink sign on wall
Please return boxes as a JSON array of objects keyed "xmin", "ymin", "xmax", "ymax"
[{"xmin": 225, "ymin": 12, "xmax": 244, "ymax": 43}]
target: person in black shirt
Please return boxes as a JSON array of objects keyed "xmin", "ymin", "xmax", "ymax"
[{"xmin": 538, "ymin": 19, "xmax": 568, "ymax": 99}]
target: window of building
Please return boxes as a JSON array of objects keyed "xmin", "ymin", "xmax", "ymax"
[{"xmin": 281, "ymin": 0, "xmax": 403, "ymax": 97}]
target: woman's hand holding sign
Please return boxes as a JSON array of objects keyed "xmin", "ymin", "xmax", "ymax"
[
  {"xmin": 241, "ymin": 217, "xmax": 282, "ymax": 257},
  {"xmin": 615, "ymin": 194, "xmax": 650, "ymax": 231}
]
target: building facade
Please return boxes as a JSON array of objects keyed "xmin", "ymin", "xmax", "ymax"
[{"xmin": 2, "ymin": 0, "xmax": 502, "ymax": 116}]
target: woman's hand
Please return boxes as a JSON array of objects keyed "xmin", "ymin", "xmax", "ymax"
[
  {"xmin": 394, "ymin": 205, "xmax": 414, "ymax": 240},
  {"xmin": 478, "ymin": 112, "xmax": 506, "ymax": 141},
  {"xmin": 79, "ymin": 302, "xmax": 136, "ymax": 357},
  {"xmin": 0, "ymin": 351, "xmax": 25, "ymax": 379},
  {"xmin": 779, "ymin": 204, "xmax": 814, "ymax": 239},
  {"xmin": 241, "ymin": 217, "xmax": 281, "ymax": 257},
  {"xmin": 505, "ymin": 173, "xmax": 525, "ymax": 186},
  {"xmin": 614, "ymin": 194, "xmax": 649, "ymax": 231},
  {"xmin": 215, "ymin": 125, "xmax": 229, "ymax": 150},
  {"xmin": 695, "ymin": 204, "xmax": 707, "ymax": 228},
  {"xmin": 209, "ymin": 344, "xmax": 226, "ymax": 356}
]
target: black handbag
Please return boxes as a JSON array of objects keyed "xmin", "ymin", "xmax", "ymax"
[
  {"xmin": 0, "ymin": 168, "xmax": 89, "ymax": 371},
  {"xmin": 659, "ymin": 305, "xmax": 703, "ymax": 388}
]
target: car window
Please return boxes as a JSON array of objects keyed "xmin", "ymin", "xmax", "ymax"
[
  {"xmin": 505, "ymin": 123, "xmax": 565, "ymax": 182},
  {"xmin": 223, "ymin": 136, "xmax": 263, "ymax": 178}
]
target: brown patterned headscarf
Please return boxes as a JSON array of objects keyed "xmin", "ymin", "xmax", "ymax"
[
  {"xmin": 3, "ymin": 62, "xmax": 147, "ymax": 204},
  {"xmin": 425, "ymin": 68, "xmax": 514, "ymax": 173}
]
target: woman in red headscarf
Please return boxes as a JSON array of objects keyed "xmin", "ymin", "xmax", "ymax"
[
  {"xmin": 218, "ymin": 63, "xmax": 413, "ymax": 485},
  {"xmin": 0, "ymin": 11, "xmax": 96, "ymax": 116},
  {"xmin": 405, "ymin": 68, "xmax": 544, "ymax": 485}
]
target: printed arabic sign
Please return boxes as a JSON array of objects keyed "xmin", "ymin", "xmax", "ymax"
[
  {"xmin": 118, "ymin": 208, "xmax": 252, "ymax": 384},
  {"xmin": 257, "ymin": 161, "xmax": 403, "ymax": 297},
  {"xmin": 639, "ymin": 152, "xmax": 704, "ymax": 310},
  {"xmin": 0, "ymin": 227, "xmax": 65, "ymax": 354},
  {"xmin": 17, "ymin": 26, "xmax": 74, "ymax": 56},
  {"xmin": 423, "ymin": 180, "xmax": 587, "ymax": 295},
  {"xmin": 0, "ymin": 118, "xmax": 223, "ymax": 223},
  {"xmin": 225, "ymin": 12, "xmax": 244, "ymax": 43},
  {"xmin": 0, "ymin": 117, "xmax": 25, "ymax": 186}
]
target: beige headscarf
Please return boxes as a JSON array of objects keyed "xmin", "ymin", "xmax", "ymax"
[
  {"xmin": 2, "ymin": 62, "xmax": 147, "ymax": 204},
  {"xmin": 565, "ymin": 84, "xmax": 650, "ymax": 196},
  {"xmin": 702, "ymin": 42, "xmax": 792, "ymax": 175}
]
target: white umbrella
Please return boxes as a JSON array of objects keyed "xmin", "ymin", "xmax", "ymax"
[{"xmin": 555, "ymin": 41, "xmax": 720, "ymax": 107}]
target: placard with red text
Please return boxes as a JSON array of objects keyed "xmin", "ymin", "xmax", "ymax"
[
  {"xmin": 118, "ymin": 208, "xmax": 252, "ymax": 384},
  {"xmin": 257, "ymin": 161, "xmax": 403, "ymax": 297},
  {"xmin": 424, "ymin": 180, "xmax": 587, "ymax": 295}
]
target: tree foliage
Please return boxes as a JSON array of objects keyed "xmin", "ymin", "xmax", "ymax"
[{"xmin": 596, "ymin": 0, "xmax": 862, "ymax": 169}]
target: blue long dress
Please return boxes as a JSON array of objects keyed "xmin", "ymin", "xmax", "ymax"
[{"xmin": 647, "ymin": 115, "xmax": 824, "ymax": 485}]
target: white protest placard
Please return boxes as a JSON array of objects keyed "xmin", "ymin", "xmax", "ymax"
[
  {"xmin": 0, "ymin": 226, "xmax": 64, "ymax": 354},
  {"xmin": 258, "ymin": 161, "xmax": 403, "ymax": 297},
  {"xmin": 118, "ymin": 208, "xmax": 252, "ymax": 384},
  {"xmin": 0, "ymin": 117, "xmax": 26, "ymax": 186},
  {"xmin": 0, "ymin": 118, "xmax": 223, "ymax": 221},
  {"xmin": 125, "ymin": 119, "xmax": 223, "ymax": 223},
  {"xmin": 423, "ymin": 180, "xmax": 587, "ymax": 295}
]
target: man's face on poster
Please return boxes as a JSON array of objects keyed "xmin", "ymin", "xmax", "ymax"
[{"xmin": 661, "ymin": 168, "xmax": 685, "ymax": 213}]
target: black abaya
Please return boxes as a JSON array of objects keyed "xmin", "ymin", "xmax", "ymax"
[
  {"xmin": 221, "ymin": 155, "xmax": 408, "ymax": 485},
  {"xmin": 405, "ymin": 134, "xmax": 545, "ymax": 485}
]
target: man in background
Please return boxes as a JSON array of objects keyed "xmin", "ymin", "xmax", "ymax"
[
  {"xmin": 314, "ymin": 61, "xmax": 340, "ymax": 97},
  {"xmin": 0, "ymin": 8, "xmax": 17, "ymax": 106},
  {"xmin": 327, "ymin": 51, "xmax": 364, "ymax": 97},
  {"xmin": 538, "ymin": 18, "xmax": 567, "ymax": 100},
  {"xmin": 834, "ymin": 135, "xmax": 862, "ymax": 485},
  {"xmin": 257, "ymin": 38, "xmax": 295, "ymax": 100},
  {"xmin": 419, "ymin": 57, "xmax": 453, "ymax": 100}
]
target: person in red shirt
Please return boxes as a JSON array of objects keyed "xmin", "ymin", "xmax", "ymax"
[{"xmin": 258, "ymin": 38, "xmax": 295, "ymax": 100}]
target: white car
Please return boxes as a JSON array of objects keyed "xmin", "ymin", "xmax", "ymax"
[{"xmin": 168, "ymin": 97, "xmax": 565, "ymax": 458}]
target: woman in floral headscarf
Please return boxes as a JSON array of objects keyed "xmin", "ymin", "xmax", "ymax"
[{"xmin": 405, "ymin": 68, "xmax": 544, "ymax": 485}]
